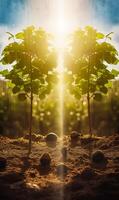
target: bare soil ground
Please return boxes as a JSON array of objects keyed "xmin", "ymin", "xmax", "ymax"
[{"xmin": 0, "ymin": 134, "xmax": 119, "ymax": 200}]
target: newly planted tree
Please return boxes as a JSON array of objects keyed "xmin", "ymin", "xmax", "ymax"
[
  {"xmin": 65, "ymin": 26, "xmax": 118, "ymax": 137},
  {"xmin": 0, "ymin": 26, "xmax": 57, "ymax": 154}
]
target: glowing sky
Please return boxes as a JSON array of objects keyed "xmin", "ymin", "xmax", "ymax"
[
  {"xmin": 0, "ymin": 0, "xmax": 119, "ymax": 29},
  {"xmin": 0, "ymin": 0, "xmax": 119, "ymax": 49},
  {"xmin": 0, "ymin": 0, "xmax": 119, "ymax": 26}
]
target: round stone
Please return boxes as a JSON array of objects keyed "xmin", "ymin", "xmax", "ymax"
[
  {"xmin": 45, "ymin": 132, "xmax": 57, "ymax": 146},
  {"xmin": 91, "ymin": 150, "xmax": 106, "ymax": 163}
]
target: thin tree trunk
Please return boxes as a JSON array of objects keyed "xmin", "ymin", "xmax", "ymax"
[
  {"xmin": 28, "ymin": 53, "xmax": 33, "ymax": 155},
  {"xmin": 28, "ymin": 91, "xmax": 33, "ymax": 155},
  {"xmin": 87, "ymin": 57, "xmax": 92, "ymax": 138},
  {"xmin": 87, "ymin": 92, "xmax": 92, "ymax": 137}
]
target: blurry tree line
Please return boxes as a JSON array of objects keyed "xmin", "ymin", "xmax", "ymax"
[{"xmin": 0, "ymin": 79, "xmax": 119, "ymax": 137}]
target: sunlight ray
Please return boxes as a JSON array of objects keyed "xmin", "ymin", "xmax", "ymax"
[{"xmin": 56, "ymin": 0, "xmax": 65, "ymax": 139}]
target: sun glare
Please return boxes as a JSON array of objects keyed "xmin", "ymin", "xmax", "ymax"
[
  {"xmin": 55, "ymin": 0, "xmax": 66, "ymax": 73},
  {"xmin": 55, "ymin": 0, "xmax": 66, "ymax": 139}
]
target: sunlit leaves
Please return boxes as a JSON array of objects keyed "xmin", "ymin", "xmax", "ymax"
[
  {"xmin": 111, "ymin": 69, "xmax": 119, "ymax": 76},
  {"xmin": 96, "ymin": 32, "xmax": 105, "ymax": 39},
  {"xmin": 64, "ymin": 26, "xmax": 118, "ymax": 102},
  {"xmin": 45, "ymin": 50, "xmax": 57, "ymax": 70},
  {"xmin": 0, "ymin": 26, "xmax": 57, "ymax": 102},
  {"xmin": 0, "ymin": 69, "xmax": 9, "ymax": 76},
  {"xmin": 15, "ymin": 32, "xmax": 24, "ymax": 40},
  {"xmin": 99, "ymin": 86, "xmax": 108, "ymax": 94}
]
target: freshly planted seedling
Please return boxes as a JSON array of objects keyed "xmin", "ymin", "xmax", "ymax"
[
  {"xmin": 65, "ymin": 26, "xmax": 119, "ymax": 137},
  {"xmin": 0, "ymin": 26, "xmax": 57, "ymax": 154}
]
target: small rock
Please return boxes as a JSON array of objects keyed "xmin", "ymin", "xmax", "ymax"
[
  {"xmin": 56, "ymin": 163, "xmax": 69, "ymax": 177},
  {"xmin": 91, "ymin": 150, "xmax": 106, "ymax": 164},
  {"xmin": 0, "ymin": 157, "xmax": 7, "ymax": 169},
  {"xmin": 40, "ymin": 153, "xmax": 51, "ymax": 168},
  {"xmin": 45, "ymin": 132, "xmax": 58, "ymax": 147},
  {"xmin": 71, "ymin": 131, "xmax": 80, "ymax": 140},
  {"xmin": 70, "ymin": 131, "xmax": 80, "ymax": 145}
]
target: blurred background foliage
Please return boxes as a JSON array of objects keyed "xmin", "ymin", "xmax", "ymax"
[{"xmin": 0, "ymin": 78, "xmax": 119, "ymax": 137}]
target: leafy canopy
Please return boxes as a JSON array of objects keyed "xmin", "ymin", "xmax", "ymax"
[
  {"xmin": 0, "ymin": 26, "xmax": 57, "ymax": 100},
  {"xmin": 64, "ymin": 26, "xmax": 119, "ymax": 100}
]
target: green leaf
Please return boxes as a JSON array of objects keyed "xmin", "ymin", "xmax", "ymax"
[
  {"xmin": 12, "ymin": 86, "xmax": 20, "ymax": 94},
  {"xmin": 12, "ymin": 77, "xmax": 23, "ymax": 86},
  {"xmin": 24, "ymin": 83, "xmax": 31, "ymax": 92},
  {"xmin": 6, "ymin": 32, "xmax": 14, "ymax": 40},
  {"xmin": 100, "ymin": 86, "xmax": 108, "ymax": 94},
  {"xmin": 94, "ymin": 92, "xmax": 103, "ymax": 101},
  {"xmin": 89, "ymin": 83, "xmax": 96, "ymax": 93},
  {"xmin": 32, "ymin": 69, "xmax": 40, "ymax": 79},
  {"xmin": 111, "ymin": 69, "xmax": 119, "ymax": 77},
  {"xmin": 15, "ymin": 32, "xmax": 24, "ymax": 40},
  {"xmin": 0, "ymin": 69, "xmax": 9, "ymax": 76},
  {"xmin": 18, "ymin": 93, "xmax": 27, "ymax": 101},
  {"xmin": 96, "ymin": 32, "xmax": 105, "ymax": 39},
  {"xmin": 6, "ymin": 81, "xmax": 14, "ymax": 88},
  {"xmin": 105, "ymin": 32, "xmax": 114, "ymax": 40},
  {"xmin": 46, "ymin": 72, "xmax": 58, "ymax": 84},
  {"xmin": 105, "ymin": 81, "xmax": 113, "ymax": 88},
  {"xmin": 39, "ymin": 90, "xmax": 46, "ymax": 99}
]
